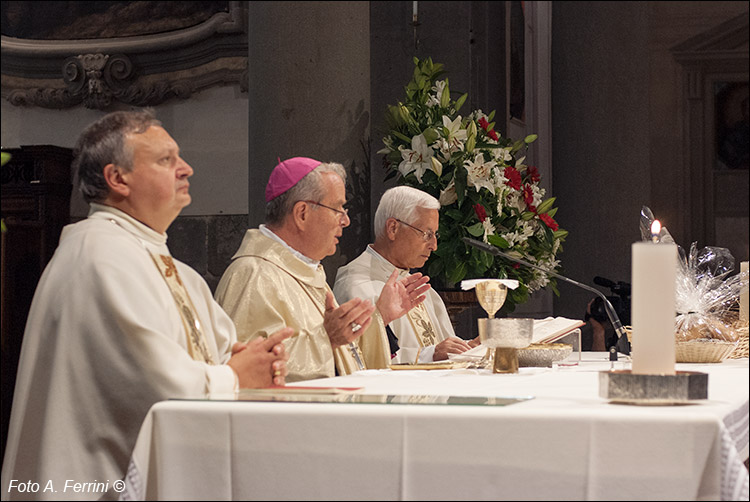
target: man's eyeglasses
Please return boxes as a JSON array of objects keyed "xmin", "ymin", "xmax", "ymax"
[
  {"xmin": 395, "ymin": 218, "xmax": 439, "ymax": 242},
  {"xmin": 304, "ymin": 201, "xmax": 349, "ymax": 221}
]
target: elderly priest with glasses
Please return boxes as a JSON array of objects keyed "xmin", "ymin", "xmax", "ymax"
[
  {"xmin": 215, "ymin": 158, "xmax": 430, "ymax": 382},
  {"xmin": 334, "ymin": 186, "xmax": 479, "ymax": 368}
]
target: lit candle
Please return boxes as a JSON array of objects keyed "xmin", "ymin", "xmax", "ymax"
[
  {"xmin": 741, "ymin": 261, "xmax": 749, "ymax": 322},
  {"xmin": 631, "ymin": 220, "xmax": 677, "ymax": 375}
]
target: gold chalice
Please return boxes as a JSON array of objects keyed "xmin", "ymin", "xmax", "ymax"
[
  {"xmin": 475, "ymin": 280, "xmax": 508, "ymax": 319},
  {"xmin": 475, "ymin": 280, "xmax": 532, "ymax": 373}
]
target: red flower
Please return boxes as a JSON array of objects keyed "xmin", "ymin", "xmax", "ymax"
[
  {"xmin": 503, "ymin": 166, "xmax": 522, "ymax": 190},
  {"xmin": 539, "ymin": 213, "xmax": 559, "ymax": 231},
  {"xmin": 488, "ymin": 129, "xmax": 499, "ymax": 141},
  {"xmin": 527, "ymin": 165, "xmax": 541, "ymax": 183},
  {"xmin": 522, "ymin": 184, "xmax": 536, "ymax": 212},
  {"xmin": 478, "ymin": 117, "xmax": 489, "ymax": 130},
  {"xmin": 473, "ymin": 204, "xmax": 487, "ymax": 222}
]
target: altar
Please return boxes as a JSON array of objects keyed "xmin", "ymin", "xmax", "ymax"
[{"xmin": 122, "ymin": 355, "xmax": 749, "ymax": 501}]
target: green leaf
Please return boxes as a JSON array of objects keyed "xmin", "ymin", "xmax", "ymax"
[
  {"xmin": 454, "ymin": 93, "xmax": 468, "ymax": 113},
  {"xmin": 480, "ymin": 248, "xmax": 494, "ymax": 269},
  {"xmin": 455, "ymin": 168, "xmax": 467, "ymax": 204},
  {"xmin": 487, "ymin": 110, "xmax": 496, "ymax": 122},
  {"xmin": 553, "ymin": 229, "xmax": 569, "ymax": 240},
  {"xmin": 546, "ymin": 207, "xmax": 558, "ymax": 218},
  {"xmin": 392, "ymin": 130, "xmax": 412, "ymax": 143},
  {"xmin": 521, "ymin": 211, "xmax": 535, "ymax": 220},
  {"xmin": 535, "ymin": 197, "xmax": 555, "ymax": 215},
  {"xmin": 446, "ymin": 209, "xmax": 464, "ymax": 221},
  {"xmin": 487, "ymin": 234, "xmax": 510, "ymax": 249},
  {"xmin": 524, "ymin": 134, "xmax": 538, "ymax": 144},
  {"xmin": 447, "ymin": 261, "xmax": 467, "ymax": 285},
  {"xmin": 466, "ymin": 222, "xmax": 484, "ymax": 237},
  {"xmin": 440, "ymin": 82, "xmax": 451, "ymax": 108},
  {"xmin": 422, "ymin": 127, "xmax": 439, "ymax": 144}
]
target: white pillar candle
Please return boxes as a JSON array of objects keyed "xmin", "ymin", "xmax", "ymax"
[
  {"xmin": 741, "ymin": 261, "xmax": 749, "ymax": 322},
  {"xmin": 631, "ymin": 227, "xmax": 677, "ymax": 375}
]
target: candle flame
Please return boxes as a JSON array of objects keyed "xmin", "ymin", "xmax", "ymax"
[{"xmin": 651, "ymin": 220, "xmax": 661, "ymax": 240}]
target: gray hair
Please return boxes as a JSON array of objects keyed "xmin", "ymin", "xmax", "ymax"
[
  {"xmin": 265, "ymin": 162, "xmax": 347, "ymax": 225},
  {"xmin": 374, "ymin": 186, "xmax": 440, "ymax": 239},
  {"xmin": 73, "ymin": 109, "xmax": 161, "ymax": 203}
]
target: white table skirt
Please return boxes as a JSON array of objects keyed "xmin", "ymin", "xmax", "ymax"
[{"xmin": 122, "ymin": 355, "xmax": 749, "ymax": 501}]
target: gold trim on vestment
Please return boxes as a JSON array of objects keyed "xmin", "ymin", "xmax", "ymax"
[
  {"xmin": 147, "ymin": 251, "xmax": 215, "ymax": 364},
  {"xmin": 406, "ymin": 302, "xmax": 437, "ymax": 348}
]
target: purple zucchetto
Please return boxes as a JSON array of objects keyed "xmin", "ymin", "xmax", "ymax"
[{"xmin": 265, "ymin": 157, "xmax": 321, "ymax": 202}]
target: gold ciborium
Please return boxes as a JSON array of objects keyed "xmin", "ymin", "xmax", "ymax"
[{"xmin": 475, "ymin": 280, "xmax": 532, "ymax": 373}]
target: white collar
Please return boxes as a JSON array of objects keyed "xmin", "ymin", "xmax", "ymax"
[
  {"xmin": 259, "ymin": 224, "xmax": 320, "ymax": 270},
  {"xmin": 365, "ymin": 244, "xmax": 410, "ymax": 278},
  {"xmin": 88, "ymin": 203, "xmax": 167, "ymax": 247}
]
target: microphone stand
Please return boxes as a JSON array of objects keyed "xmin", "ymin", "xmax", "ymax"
[{"xmin": 462, "ymin": 237, "xmax": 630, "ymax": 354}]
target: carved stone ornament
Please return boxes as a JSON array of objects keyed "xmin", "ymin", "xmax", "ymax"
[{"xmin": 1, "ymin": 1, "xmax": 248, "ymax": 110}]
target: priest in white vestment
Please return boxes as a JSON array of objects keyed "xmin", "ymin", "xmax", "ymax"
[
  {"xmin": 216, "ymin": 158, "xmax": 430, "ymax": 381},
  {"xmin": 334, "ymin": 186, "xmax": 479, "ymax": 366},
  {"xmin": 1, "ymin": 110, "xmax": 291, "ymax": 501}
]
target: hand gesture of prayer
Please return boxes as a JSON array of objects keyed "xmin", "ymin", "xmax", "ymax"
[
  {"xmin": 228, "ymin": 327, "xmax": 293, "ymax": 387},
  {"xmin": 324, "ymin": 291, "xmax": 375, "ymax": 347},
  {"xmin": 376, "ymin": 270, "xmax": 431, "ymax": 326}
]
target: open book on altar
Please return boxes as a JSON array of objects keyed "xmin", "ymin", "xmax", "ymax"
[
  {"xmin": 531, "ymin": 317, "xmax": 585, "ymax": 344},
  {"xmin": 458, "ymin": 317, "xmax": 585, "ymax": 358}
]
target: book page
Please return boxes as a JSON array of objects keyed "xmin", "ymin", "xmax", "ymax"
[{"xmin": 531, "ymin": 317, "xmax": 585, "ymax": 344}]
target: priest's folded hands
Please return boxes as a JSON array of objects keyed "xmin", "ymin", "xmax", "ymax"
[{"xmin": 228, "ymin": 327, "xmax": 293, "ymax": 387}]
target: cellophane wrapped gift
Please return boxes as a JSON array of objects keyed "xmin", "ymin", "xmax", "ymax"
[{"xmin": 640, "ymin": 207, "xmax": 749, "ymax": 362}]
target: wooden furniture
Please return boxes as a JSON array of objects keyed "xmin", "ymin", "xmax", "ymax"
[{"xmin": 0, "ymin": 145, "xmax": 72, "ymax": 466}]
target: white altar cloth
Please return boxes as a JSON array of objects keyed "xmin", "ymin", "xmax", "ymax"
[{"xmin": 123, "ymin": 355, "xmax": 749, "ymax": 501}]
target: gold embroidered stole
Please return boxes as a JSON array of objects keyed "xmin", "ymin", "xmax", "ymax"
[
  {"xmin": 406, "ymin": 301, "xmax": 438, "ymax": 348},
  {"xmin": 147, "ymin": 251, "xmax": 215, "ymax": 364},
  {"xmin": 298, "ymin": 276, "xmax": 366, "ymax": 374}
]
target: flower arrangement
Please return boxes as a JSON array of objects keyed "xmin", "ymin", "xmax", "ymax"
[{"xmin": 378, "ymin": 57, "xmax": 568, "ymax": 313}]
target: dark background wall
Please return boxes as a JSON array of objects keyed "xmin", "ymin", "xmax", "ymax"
[{"xmin": 2, "ymin": 0, "xmax": 748, "ymax": 310}]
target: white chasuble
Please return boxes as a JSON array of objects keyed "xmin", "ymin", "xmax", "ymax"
[
  {"xmin": 1, "ymin": 204, "xmax": 237, "ymax": 501},
  {"xmin": 333, "ymin": 245, "xmax": 457, "ymax": 365}
]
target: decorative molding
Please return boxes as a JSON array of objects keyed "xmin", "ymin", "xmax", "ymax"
[
  {"xmin": 1, "ymin": 1, "xmax": 248, "ymax": 110},
  {"xmin": 671, "ymin": 12, "xmax": 749, "ymax": 255}
]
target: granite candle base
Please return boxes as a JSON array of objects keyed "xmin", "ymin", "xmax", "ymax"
[{"xmin": 599, "ymin": 370, "xmax": 707, "ymax": 405}]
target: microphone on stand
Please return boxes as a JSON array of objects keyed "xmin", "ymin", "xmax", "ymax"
[{"xmin": 462, "ymin": 237, "xmax": 631, "ymax": 354}]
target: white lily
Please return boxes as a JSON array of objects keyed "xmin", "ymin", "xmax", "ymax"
[
  {"xmin": 481, "ymin": 218, "xmax": 497, "ymax": 244},
  {"xmin": 442, "ymin": 115, "xmax": 467, "ymax": 151},
  {"xmin": 464, "ymin": 153, "xmax": 496, "ymax": 193},
  {"xmin": 431, "ymin": 80, "xmax": 446, "ymax": 98},
  {"xmin": 439, "ymin": 177, "xmax": 457, "ymax": 205},
  {"xmin": 492, "ymin": 146, "xmax": 513, "ymax": 162},
  {"xmin": 506, "ymin": 190, "xmax": 526, "ymax": 212},
  {"xmin": 377, "ymin": 136, "xmax": 394, "ymax": 155},
  {"xmin": 398, "ymin": 134, "xmax": 435, "ymax": 183}
]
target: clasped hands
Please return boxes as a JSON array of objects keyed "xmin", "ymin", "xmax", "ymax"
[
  {"xmin": 324, "ymin": 270, "xmax": 431, "ymax": 348},
  {"xmin": 228, "ymin": 327, "xmax": 293, "ymax": 388}
]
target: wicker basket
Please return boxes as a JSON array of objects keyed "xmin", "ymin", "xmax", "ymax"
[
  {"xmin": 727, "ymin": 320, "xmax": 749, "ymax": 359},
  {"xmin": 625, "ymin": 324, "xmax": 745, "ymax": 362},
  {"xmin": 675, "ymin": 339, "xmax": 737, "ymax": 363}
]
